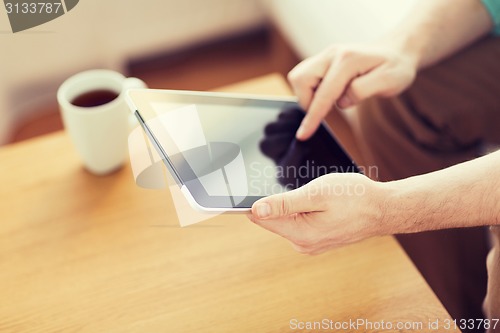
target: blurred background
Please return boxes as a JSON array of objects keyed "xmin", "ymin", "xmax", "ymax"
[{"xmin": 0, "ymin": 0, "xmax": 415, "ymax": 145}]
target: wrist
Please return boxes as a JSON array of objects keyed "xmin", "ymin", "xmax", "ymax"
[
  {"xmin": 378, "ymin": 32, "xmax": 425, "ymax": 70},
  {"xmin": 366, "ymin": 180, "xmax": 403, "ymax": 237},
  {"xmin": 377, "ymin": 178, "xmax": 427, "ymax": 235}
]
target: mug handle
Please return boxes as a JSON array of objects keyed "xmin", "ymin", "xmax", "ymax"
[{"xmin": 123, "ymin": 77, "xmax": 148, "ymax": 130}]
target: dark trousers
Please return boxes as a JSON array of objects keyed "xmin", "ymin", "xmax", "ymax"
[{"xmin": 353, "ymin": 36, "xmax": 500, "ymax": 331}]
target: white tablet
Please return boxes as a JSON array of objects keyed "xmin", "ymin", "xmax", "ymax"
[{"xmin": 126, "ymin": 89, "xmax": 360, "ymax": 213}]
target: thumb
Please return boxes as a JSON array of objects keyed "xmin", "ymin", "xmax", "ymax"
[{"xmin": 251, "ymin": 186, "xmax": 320, "ymax": 220}]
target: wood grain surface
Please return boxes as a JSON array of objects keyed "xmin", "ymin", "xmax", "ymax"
[{"xmin": 0, "ymin": 74, "xmax": 457, "ymax": 332}]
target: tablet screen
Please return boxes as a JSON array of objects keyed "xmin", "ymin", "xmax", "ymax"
[{"xmin": 128, "ymin": 90, "xmax": 359, "ymax": 209}]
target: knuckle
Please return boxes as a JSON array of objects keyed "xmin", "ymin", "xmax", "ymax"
[
  {"xmin": 336, "ymin": 48, "xmax": 354, "ymax": 61},
  {"xmin": 292, "ymin": 244, "xmax": 313, "ymax": 255},
  {"xmin": 308, "ymin": 249, "xmax": 324, "ymax": 256},
  {"xmin": 287, "ymin": 62, "xmax": 309, "ymax": 84},
  {"xmin": 324, "ymin": 45, "xmax": 339, "ymax": 57},
  {"xmin": 290, "ymin": 233, "xmax": 308, "ymax": 247},
  {"xmin": 293, "ymin": 238, "xmax": 309, "ymax": 248},
  {"xmin": 348, "ymin": 83, "xmax": 363, "ymax": 102},
  {"xmin": 287, "ymin": 68, "xmax": 300, "ymax": 83},
  {"xmin": 247, "ymin": 213, "xmax": 256, "ymax": 223},
  {"xmin": 292, "ymin": 232, "xmax": 318, "ymax": 248},
  {"xmin": 303, "ymin": 177, "xmax": 326, "ymax": 202},
  {"xmin": 276, "ymin": 194, "xmax": 290, "ymax": 216}
]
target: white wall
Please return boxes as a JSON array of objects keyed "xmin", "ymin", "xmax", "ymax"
[
  {"xmin": 262, "ymin": 0, "xmax": 417, "ymax": 58},
  {"xmin": 0, "ymin": 0, "xmax": 265, "ymax": 144}
]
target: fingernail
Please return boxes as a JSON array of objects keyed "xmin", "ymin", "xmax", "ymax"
[
  {"xmin": 256, "ymin": 203, "xmax": 271, "ymax": 219},
  {"xmin": 296, "ymin": 126, "xmax": 306, "ymax": 139}
]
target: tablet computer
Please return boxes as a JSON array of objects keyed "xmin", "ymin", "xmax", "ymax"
[{"xmin": 127, "ymin": 89, "xmax": 360, "ymax": 213}]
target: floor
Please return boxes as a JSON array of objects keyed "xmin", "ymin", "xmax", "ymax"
[{"xmin": 10, "ymin": 26, "xmax": 300, "ymax": 143}]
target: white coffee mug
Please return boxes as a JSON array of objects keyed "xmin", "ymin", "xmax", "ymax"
[{"xmin": 58, "ymin": 69, "xmax": 147, "ymax": 175}]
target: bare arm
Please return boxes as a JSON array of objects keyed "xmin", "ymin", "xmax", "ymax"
[
  {"xmin": 384, "ymin": 150, "xmax": 500, "ymax": 233},
  {"xmin": 387, "ymin": 0, "xmax": 494, "ymax": 69}
]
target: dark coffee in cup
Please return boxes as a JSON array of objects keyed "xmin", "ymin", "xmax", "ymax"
[
  {"xmin": 71, "ymin": 89, "xmax": 119, "ymax": 108},
  {"xmin": 58, "ymin": 70, "xmax": 146, "ymax": 175}
]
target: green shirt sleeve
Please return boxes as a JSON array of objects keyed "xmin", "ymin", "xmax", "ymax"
[{"xmin": 482, "ymin": 0, "xmax": 500, "ymax": 35}]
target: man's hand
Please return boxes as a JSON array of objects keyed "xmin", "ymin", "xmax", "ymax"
[
  {"xmin": 247, "ymin": 173, "xmax": 389, "ymax": 255},
  {"xmin": 247, "ymin": 151, "xmax": 500, "ymax": 255},
  {"xmin": 289, "ymin": 0, "xmax": 493, "ymax": 141},
  {"xmin": 289, "ymin": 44, "xmax": 418, "ymax": 140}
]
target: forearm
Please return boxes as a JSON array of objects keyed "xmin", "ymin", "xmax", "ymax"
[
  {"xmin": 381, "ymin": 0, "xmax": 493, "ymax": 68},
  {"xmin": 381, "ymin": 151, "xmax": 500, "ymax": 234}
]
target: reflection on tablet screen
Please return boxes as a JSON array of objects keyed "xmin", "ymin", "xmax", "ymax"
[{"xmin": 133, "ymin": 91, "xmax": 359, "ymax": 209}]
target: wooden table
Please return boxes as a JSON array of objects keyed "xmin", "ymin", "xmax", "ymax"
[{"xmin": 0, "ymin": 74, "xmax": 457, "ymax": 332}]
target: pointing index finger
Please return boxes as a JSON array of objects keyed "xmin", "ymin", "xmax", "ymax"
[{"xmin": 295, "ymin": 61, "xmax": 351, "ymax": 140}]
